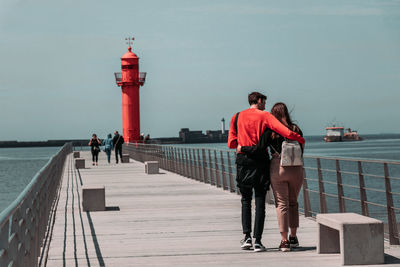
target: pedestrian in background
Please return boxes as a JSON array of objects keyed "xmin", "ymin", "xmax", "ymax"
[
  {"xmin": 103, "ymin": 133, "xmax": 114, "ymax": 164},
  {"xmin": 89, "ymin": 133, "xmax": 101, "ymax": 166},
  {"xmin": 113, "ymin": 131, "xmax": 125, "ymax": 164}
]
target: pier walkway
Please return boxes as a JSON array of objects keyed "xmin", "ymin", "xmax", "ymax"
[{"xmin": 46, "ymin": 151, "xmax": 400, "ymax": 266}]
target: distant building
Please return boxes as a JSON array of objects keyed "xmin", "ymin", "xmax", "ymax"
[{"xmin": 179, "ymin": 128, "xmax": 228, "ymax": 143}]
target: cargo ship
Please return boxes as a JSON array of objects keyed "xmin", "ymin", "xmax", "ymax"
[{"xmin": 324, "ymin": 126, "xmax": 363, "ymax": 142}]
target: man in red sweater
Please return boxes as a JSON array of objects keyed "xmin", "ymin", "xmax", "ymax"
[{"xmin": 228, "ymin": 92, "xmax": 305, "ymax": 252}]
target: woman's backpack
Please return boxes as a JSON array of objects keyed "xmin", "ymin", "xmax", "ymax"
[
  {"xmin": 271, "ymin": 125, "xmax": 303, "ymax": 167},
  {"xmin": 280, "ymin": 140, "xmax": 303, "ymax": 166}
]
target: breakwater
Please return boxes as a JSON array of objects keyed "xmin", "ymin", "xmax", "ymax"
[{"xmin": 0, "ymin": 140, "xmax": 88, "ymax": 148}]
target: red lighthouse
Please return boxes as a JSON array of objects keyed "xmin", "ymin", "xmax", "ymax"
[{"xmin": 114, "ymin": 37, "xmax": 146, "ymax": 143}]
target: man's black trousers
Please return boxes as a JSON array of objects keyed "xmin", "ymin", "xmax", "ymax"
[
  {"xmin": 115, "ymin": 146, "xmax": 123, "ymax": 163},
  {"xmin": 236, "ymin": 155, "xmax": 269, "ymax": 240}
]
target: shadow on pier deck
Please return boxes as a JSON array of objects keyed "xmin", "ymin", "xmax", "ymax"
[{"xmin": 45, "ymin": 151, "xmax": 400, "ymax": 267}]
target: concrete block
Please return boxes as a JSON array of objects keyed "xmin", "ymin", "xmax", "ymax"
[
  {"xmin": 82, "ymin": 186, "xmax": 105, "ymax": 212},
  {"xmin": 145, "ymin": 161, "xmax": 159, "ymax": 174},
  {"xmin": 122, "ymin": 154, "xmax": 130, "ymax": 163},
  {"xmin": 73, "ymin": 151, "xmax": 80, "ymax": 158},
  {"xmin": 318, "ymin": 224, "xmax": 340, "ymax": 253},
  {"xmin": 75, "ymin": 158, "xmax": 85, "ymax": 169},
  {"xmin": 317, "ymin": 213, "xmax": 384, "ymax": 265}
]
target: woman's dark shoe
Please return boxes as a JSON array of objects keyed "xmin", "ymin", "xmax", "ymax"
[{"xmin": 279, "ymin": 240, "xmax": 291, "ymax": 252}]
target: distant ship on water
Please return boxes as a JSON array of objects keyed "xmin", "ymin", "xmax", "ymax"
[{"xmin": 324, "ymin": 126, "xmax": 363, "ymax": 142}]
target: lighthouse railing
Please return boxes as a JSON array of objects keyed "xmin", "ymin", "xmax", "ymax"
[
  {"xmin": 114, "ymin": 72, "xmax": 122, "ymax": 83},
  {"xmin": 0, "ymin": 143, "xmax": 72, "ymax": 267},
  {"xmin": 123, "ymin": 143, "xmax": 400, "ymax": 245},
  {"xmin": 139, "ymin": 72, "xmax": 147, "ymax": 84}
]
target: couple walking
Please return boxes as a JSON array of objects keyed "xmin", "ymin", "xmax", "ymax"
[{"xmin": 228, "ymin": 92, "xmax": 305, "ymax": 252}]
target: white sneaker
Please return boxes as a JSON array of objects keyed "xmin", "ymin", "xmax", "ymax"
[
  {"xmin": 254, "ymin": 242, "xmax": 266, "ymax": 252},
  {"xmin": 240, "ymin": 237, "xmax": 253, "ymax": 250}
]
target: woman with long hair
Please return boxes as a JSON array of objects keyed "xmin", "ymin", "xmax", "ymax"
[
  {"xmin": 89, "ymin": 133, "xmax": 101, "ymax": 166},
  {"xmin": 238, "ymin": 102, "xmax": 304, "ymax": 252}
]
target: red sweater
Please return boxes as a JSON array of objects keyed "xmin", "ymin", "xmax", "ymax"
[{"xmin": 227, "ymin": 108, "xmax": 305, "ymax": 149}]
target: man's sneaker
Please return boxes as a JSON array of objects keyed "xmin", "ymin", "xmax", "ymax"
[
  {"xmin": 289, "ymin": 236, "xmax": 299, "ymax": 248},
  {"xmin": 279, "ymin": 240, "xmax": 291, "ymax": 252},
  {"xmin": 240, "ymin": 237, "xmax": 252, "ymax": 250},
  {"xmin": 254, "ymin": 242, "xmax": 266, "ymax": 252}
]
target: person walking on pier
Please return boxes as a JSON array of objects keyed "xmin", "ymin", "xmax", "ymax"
[
  {"xmin": 238, "ymin": 102, "xmax": 304, "ymax": 252},
  {"xmin": 89, "ymin": 133, "xmax": 101, "ymax": 166},
  {"xmin": 103, "ymin": 133, "xmax": 114, "ymax": 164},
  {"xmin": 228, "ymin": 92, "xmax": 305, "ymax": 252},
  {"xmin": 113, "ymin": 131, "xmax": 125, "ymax": 164}
]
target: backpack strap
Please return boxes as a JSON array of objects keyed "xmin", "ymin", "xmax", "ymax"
[
  {"xmin": 234, "ymin": 112, "xmax": 240, "ymax": 133},
  {"xmin": 270, "ymin": 142, "xmax": 280, "ymax": 156}
]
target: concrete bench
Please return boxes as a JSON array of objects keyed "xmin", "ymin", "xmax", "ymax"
[
  {"xmin": 73, "ymin": 151, "xmax": 80, "ymax": 158},
  {"xmin": 122, "ymin": 154, "xmax": 130, "ymax": 163},
  {"xmin": 145, "ymin": 161, "xmax": 159, "ymax": 174},
  {"xmin": 82, "ymin": 186, "xmax": 105, "ymax": 211},
  {"xmin": 75, "ymin": 158, "xmax": 85, "ymax": 169},
  {"xmin": 317, "ymin": 213, "xmax": 384, "ymax": 265}
]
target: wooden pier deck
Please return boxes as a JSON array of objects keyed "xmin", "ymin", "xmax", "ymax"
[{"xmin": 46, "ymin": 151, "xmax": 400, "ymax": 266}]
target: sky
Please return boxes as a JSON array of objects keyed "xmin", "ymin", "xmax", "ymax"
[{"xmin": 0, "ymin": 0, "xmax": 399, "ymax": 141}]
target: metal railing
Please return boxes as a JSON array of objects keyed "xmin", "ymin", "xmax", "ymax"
[
  {"xmin": 124, "ymin": 143, "xmax": 400, "ymax": 245},
  {"xmin": 0, "ymin": 143, "xmax": 72, "ymax": 267}
]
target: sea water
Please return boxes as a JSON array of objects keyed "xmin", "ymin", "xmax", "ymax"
[{"xmin": 0, "ymin": 146, "xmax": 61, "ymax": 213}]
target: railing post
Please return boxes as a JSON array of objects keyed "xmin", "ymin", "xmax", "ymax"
[
  {"xmin": 302, "ymin": 168, "xmax": 312, "ymax": 217},
  {"xmin": 202, "ymin": 149, "xmax": 208, "ymax": 183},
  {"xmin": 0, "ymin": 218, "xmax": 10, "ymax": 267},
  {"xmin": 384, "ymin": 163, "xmax": 400, "ymax": 245},
  {"xmin": 220, "ymin": 151, "xmax": 227, "ymax": 190},
  {"xmin": 165, "ymin": 147, "xmax": 170, "ymax": 171},
  {"xmin": 227, "ymin": 151, "xmax": 236, "ymax": 193},
  {"xmin": 170, "ymin": 147, "xmax": 174, "ymax": 172},
  {"xmin": 214, "ymin": 150, "xmax": 221, "ymax": 188},
  {"xmin": 178, "ymin": 148, "xmax": 183, "ymax": 176},
  {"xmin": 175, "ymin": 148, "xmax": 181, "ymax": 175},
  {"xmin": 158, "ymin": 146, "xmax": 164, "ymax": 169},
  {"xmin": 189, "ymin": 149, "xmax": 195, "ymax": 179},
  {"xmin": 208, "ymin": 150, "xmax": 215, "ymax": 185},
  {"xmin": 358, "ymin": 161, "xmax": 369, "ymax": 216},
  {"xmin": 184, "ymin": 148, "xmax": 190, "ymax": 178},
  {"xmin": 9, "ymin": 209, "xmax": 21, "ymax": 266},
  {"xmin": 193, "ymin": 149, "xmax": 200, "ymax": 181},
  {"xmin": 170, "ymin": 147, "xmax": 174, "ymax": 171},
  {"xmin": 317, "ymin": 158, "xmax": 328, "ymax": 213},
  {"xmin": 336, "ymin": 160, "xmax": 346, "ymax": 213}
]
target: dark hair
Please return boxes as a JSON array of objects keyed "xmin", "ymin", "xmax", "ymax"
[
  {"xmin": 248, "ymin": 92, "xmax": 267, "ymax": 105},
  {"xmin": 271, "ymin": 102, "xmax": 296, "ymax": 139}
]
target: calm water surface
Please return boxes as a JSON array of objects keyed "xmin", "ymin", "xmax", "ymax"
[{"xmin": 0, "ymin": 146, "xmax": 61, "ymax": 212}]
